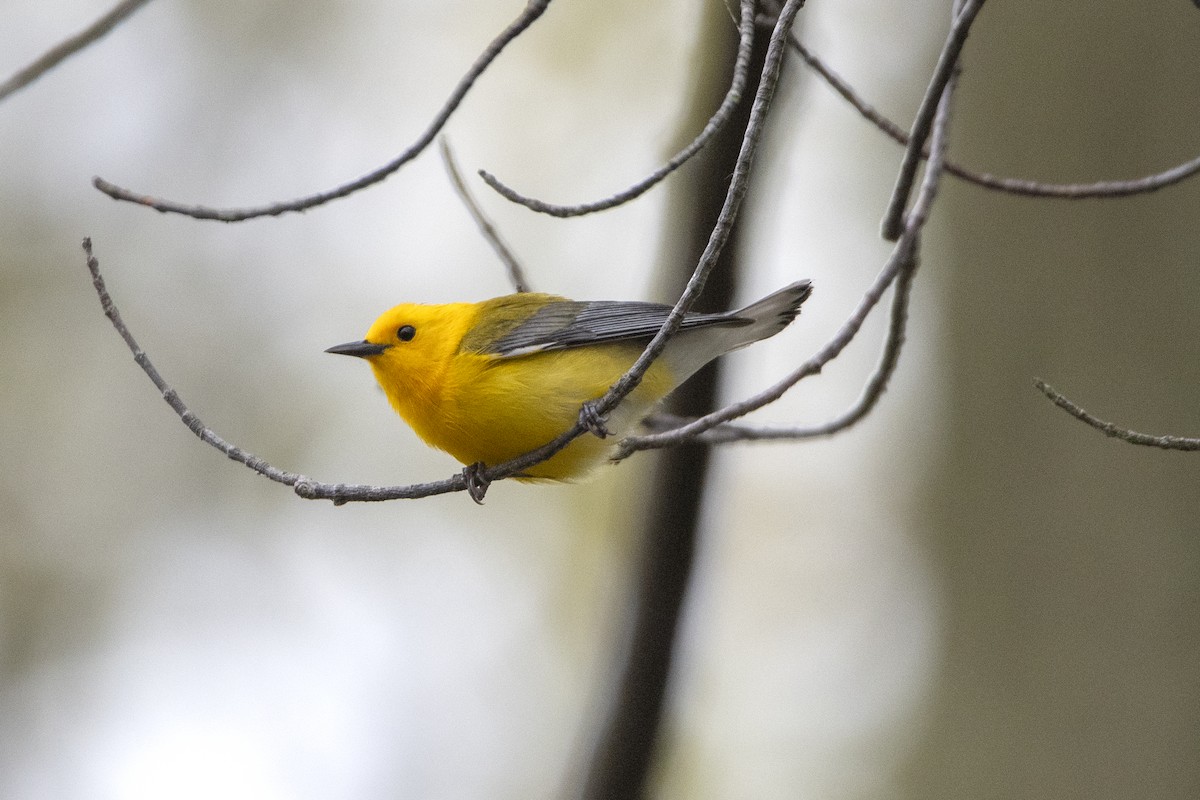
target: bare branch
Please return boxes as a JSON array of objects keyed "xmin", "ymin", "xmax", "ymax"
[
  {"xmin": 620, "ymin": 5, "xmax": 963, "ymax": 457},
  {"xmin": 1035, "ymin": 380, "xmax": 1200, "ymax": 451},
  {"xmin": 881, "ymin": 0, "xmax": 985, "ymax": 240},
  {"xmin": 91, "ymin": 0, "xmax": 552, "ymax": 222},
  {"xmin": 903, "ymin": 56, "xmax": 959, "ymax": 231},
  {"xmin": 0, "ymin": 0, "xmax": 153, "ymax": 103},
  {"xmin": 84, "ymin": 4, "xmax": 810, "ymax": 502},
  {"xmin": 628, "ymin": 252, "xmax": 917, "ymax": 450},
  {"xmin": 438, "ymin": 137, "xmax": 532, "ymax": 293},
  {"xmin": 83, "ymin": 238, "xmax": 585, "ymax": 504},
  {"xmin": 475, "ymin": 0, "xmax": 758, "ymax": 218},
  {"xmin": 85, "ymin": 238, "xmax": 305, "ymax": 489},
  {"xmin": 618, "ymin": 236, "xmax": 916, "ymax": 456},
  {"xmin": 586, "ymin": 0, "xmax": 808, "ymax": 430},
  {"xmin": 945, "ymin": 153, "xmax": 1200, "ymax": 199},
  {"xmin": 789, "ymin": 36, "xmax": 1200, "ymax": 199},
  {"xmin": 86, "ymin": 0, "xmax": 974, "ymax": 499}
]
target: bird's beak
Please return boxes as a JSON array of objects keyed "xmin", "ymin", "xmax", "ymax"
[{"xmin": 325, "ymin": 340, "xmax": 390, "ymax": 358}]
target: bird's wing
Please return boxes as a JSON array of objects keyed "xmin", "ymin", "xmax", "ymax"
[{"xmin": 477, "ymin": 300, "xmax": 751, "ymax": 358}]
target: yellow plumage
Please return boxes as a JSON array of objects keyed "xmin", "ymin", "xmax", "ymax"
[{"xmin": 327, "ymin": 282, "xmax": 811, "ymax": 481}]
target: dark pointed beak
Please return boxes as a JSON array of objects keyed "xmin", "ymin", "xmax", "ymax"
[{"xmin": 325, "ymin": 340, "xmax": 390, "ymax": 358}]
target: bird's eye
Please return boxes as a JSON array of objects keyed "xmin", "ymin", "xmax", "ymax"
[{"xmin": 397, "ymin": 325, "xmax": 416, "ymax": 342}]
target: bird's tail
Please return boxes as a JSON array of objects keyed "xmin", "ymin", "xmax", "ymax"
[
  {"xmin": 656, "ymin": 279, "xmax": 813, "ymax": 390},
  {"xmin": 729, "ymin": 279, "xmax": 814, "ymax": 347}
]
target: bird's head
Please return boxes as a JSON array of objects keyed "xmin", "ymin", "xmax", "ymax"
[{"xmin": 326, "ymin": 302, "xmax": 478, "ymax": 403}]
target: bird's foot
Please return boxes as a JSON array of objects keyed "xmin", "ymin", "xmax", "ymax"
[
  {"xmin": 579, "ymin": 401, "xmax": 610, "ymax": 439},
  {"xmin": 462, "ymin": 462, "xmax": 491, "ymax": 504}
]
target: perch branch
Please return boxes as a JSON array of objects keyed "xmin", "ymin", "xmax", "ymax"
[{"xmin": 84, "ymin": 238, "xmax": 587, "ymax": 504}]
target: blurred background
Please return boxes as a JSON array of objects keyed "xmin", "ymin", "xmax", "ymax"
[{"xmin": 1, "ymin": 1, "xmax": 1197, "ymax": 798}]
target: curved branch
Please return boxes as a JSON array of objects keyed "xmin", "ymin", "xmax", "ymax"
[
  {"xmin": 0, "ymin": 0, "xmax": 153, "ymax": 103},
  {"xmin": 789, "ymin": 34, "xmax": 1200, "ymax": 198},
  {"xmin": 1035, "ymin": 380, "xmax": 1200, "ymax": 451},
  {"xmin": 475, "ymin": 0, "xmax": 758, "ymax": 217},
  {"xmin": 83, "ymin": 238, "xmax": 584, "ymax": 504},
  {"xmin": 92, "ymin": 0, "xmax": 552, "ymax": 222}
]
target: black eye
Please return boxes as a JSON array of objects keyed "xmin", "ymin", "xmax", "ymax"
[{"xmin": 397, "ymin": 325, "xmax": 416, "ymax": 342}]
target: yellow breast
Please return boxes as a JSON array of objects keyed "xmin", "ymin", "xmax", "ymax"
[{"xmin": 384, "ymin": 342, "xmax": 675, "ymax": 480}]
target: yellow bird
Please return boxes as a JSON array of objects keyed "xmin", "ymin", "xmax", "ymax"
[{"xmin": 327, "ymin": 280, "xmax": 812, "ymax": 486}]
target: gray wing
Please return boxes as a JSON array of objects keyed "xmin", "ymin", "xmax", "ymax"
[{"xmin": 487, "ymin": 300, "xmax": 751, "ymax": 358}]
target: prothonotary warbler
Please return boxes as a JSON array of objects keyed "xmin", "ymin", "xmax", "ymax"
[{"xmin": 326, "ymin": 280, "xmax": 812, "ymax": 484}]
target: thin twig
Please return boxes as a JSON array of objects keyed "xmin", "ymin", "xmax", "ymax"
[
  {"xmin": 788, "ymin": 36, "xmax": 1200, "ymax": 199},
  {"xmin": 618, "ymin": 236, "xmax": 916, "ymax": 455},
  {"xmin": 438, "ymin": 137, "xmax": 532, "ymax": 293},
  {"xmin": 92, "ymin": 0, "xmax": 552, "ymax": 222},
  {"xmin": 86, "ymin": 238, "xmax": 305, "ymax": 489},
  {"xmin": 631, "ymin": 253, "xmax": 917, "ymax": 448},
  {"xmin": 83, "ymin": 237, "xmax": 584, "ymax": 504},
  {"xmin": 880, "ymin": 0, "xmax": 985, "ymax": 240},
  {"xmin": 620, "ymin": 0, "xmax": 964, "ymax": 457},
  {"xmin": 476, "ymin": 0, "xmax": 758, "ymax": 218},
  {"xmin": 586, "ymin": 0, "xmax": 808, "ymax": 429},
  {"xmin": 0, "ymin": 0, "xmax": 153, "ymax": 103},
  {"xmin": 1035, "ymin": 380, "xmax": 1200, "ymax": 451},
  {"xmin": 903, "ymin": 56, "xmax": 959, "ymax": 232}
]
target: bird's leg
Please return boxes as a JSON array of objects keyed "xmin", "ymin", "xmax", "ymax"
[
  {"xmin": 579, "ymin": 400, "xmax": 610, "ymax": 439},
  {"xmin": 462, "ymin": 462, "xmax": 491, "ymax": 504}
]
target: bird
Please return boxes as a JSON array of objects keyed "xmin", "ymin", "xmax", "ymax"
[{"xmin": 326, "ymin": 280, "xmax": 812, "ymax": 498}]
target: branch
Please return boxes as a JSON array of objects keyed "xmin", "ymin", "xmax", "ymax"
[
  {"xmin": 0, "ymin": 0, "xmax": 153, "ymax": 103},
  {"xmin": 618, "ymin": 236, "xmax": 915, "ymax": 456},
  {"xmin": 620, "ymin": 0, "xmax": 963, "ymax": 457},
  {"xmin": 1035, "ymin": 380, "xmax": 1200, "ymax": 451},
  {"xmin": 438, "ymin": 137, "xmax": 532, "ymax": 293},
  {"xmin": 83, "ymin": 238, "xmax": 589, "ymax": 504},
  {"xmin": 587, "ymin": 0, "xmax": 808, "ymax": 430},
  {"xmin": 788, "ymin": 35, "xmax": 1200, "ymax": 199},
  {"xmin": 632, "ymin": 253, "xmax": 917, "ymax": 448},
  {"xmin": 475, "ymin": 0, "xmax": 757, "ymax": 217},
  {"xmin": 86, "ymin": 0, "xmax": 963, "ymax": 500},
  {"xmin": 91, "ymin": 0, "xmax": 552, "ymax": 222},
  {"xmin": 881, "ymin": 0, "xmax": 985, "ymax": 240},
  {"xmin": 87, "ymin": 2, "xmax": 807, "ymax": 503}
]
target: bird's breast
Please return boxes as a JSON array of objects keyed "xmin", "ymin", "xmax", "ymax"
[{"xmin": 426, "ymin": 344, "xmax": 676, "ymax": 479}]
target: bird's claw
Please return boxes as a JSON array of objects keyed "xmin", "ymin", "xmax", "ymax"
[
  {"xmin": 462, "ymin": 462, "xmax": 490, "ymax": 504},
  {"xmin": 579, "ymin": 401, "xmax": 610, "ymax": 439}
]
